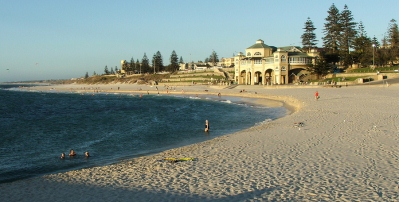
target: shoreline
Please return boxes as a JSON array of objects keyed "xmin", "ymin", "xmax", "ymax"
[
  {"xmin": 24, "ymin": 83, "xmax": 303, "ymax": 113},
  {"xmin": 2, "ymin": 83, "xmax": 399, "ymax": 201},
  {"xmin": 1, "ymin": 84, "xmax": 291, "ymax": 183}
]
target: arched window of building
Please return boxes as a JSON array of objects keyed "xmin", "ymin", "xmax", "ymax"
[
  {"xmin": 281, "ymin": 55, "xmax": 286, "ymax": 62},
  {"xmin": 282, "ymin": 66, "xmax": 286, "ymax": 71},
  {"xmin": 247, "ymin": 52, "xmax": 251, "ymax": 56},
  {"xmin": 275, "ymin": 66, "xmax": 279, "ymax": 70},
  {"xmin": 254, "ymin": 52, "xmax": 261, "ymax": 56},
  {"xmin": 274, "ymin": 55, "xmax": 279, "ymax": 62}
]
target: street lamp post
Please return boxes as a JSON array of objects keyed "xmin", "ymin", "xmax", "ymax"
[{"xmin": 372, "ymin": 44, "xmax": 375, "ymax": 68}]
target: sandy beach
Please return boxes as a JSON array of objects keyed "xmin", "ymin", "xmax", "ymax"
[{"xmin": 2, "ymin": 82, "xmax": 399, "ymax": 201}]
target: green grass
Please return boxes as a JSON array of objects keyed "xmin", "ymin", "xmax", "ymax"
[
  {"xmin": 173, "ymin": 74, "xmax": 224, "ymax": 78},
  {"xmin": 309, "ymin": 76, "xmax": 364, "ymax": 83},
  {"xmin": 69, "ymin": 74, "xmax": 171, "ymax": 84},
  {"xmin": 175, "ymin": 75, "xmax": 225, "ymax": 79},
  {"xmin": 177, "ymin": 71, "xmax": 213, "ymax": 75},
  {"xmin": 346, "ymin": 66, "xmax": 399, "ymax": 73},
  {"xmin": 159, "ymin": 79, "xmax": 225, "ymax": 84},
  {"xmin": 198, "ymin": 75, "xmax": 225, "ymax": 79}
]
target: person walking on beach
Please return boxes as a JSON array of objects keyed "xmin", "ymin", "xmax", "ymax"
[
  {"xmin": 315, "ymin": 91, "xmax": 319, "ymax": 101},
  {"xmin": 205, "ymin": 120, "xmax": 209, "ymax": 132}
]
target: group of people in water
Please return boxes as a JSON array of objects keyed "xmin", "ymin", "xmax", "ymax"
[
  {"xmin": 60, "ymin": 149, "xmax": 90, "ymax": 159},
  {"xmin": 61, "ymin": 121, "xmax": 209, "ymax": 160}
]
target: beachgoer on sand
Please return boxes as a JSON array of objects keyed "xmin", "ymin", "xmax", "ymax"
[{"xmin": 315, "ymin": 91, "xmax": 319, "ymax": 100}]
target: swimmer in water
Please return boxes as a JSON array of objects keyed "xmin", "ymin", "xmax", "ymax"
[{"xmin": 69, "ymin": 149, "xmax": 76, "ymax": 156}]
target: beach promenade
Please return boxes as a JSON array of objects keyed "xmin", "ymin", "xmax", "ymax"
[{"xmin": 1, "ymin": 83, "xmax": 399, "ymax": 201}]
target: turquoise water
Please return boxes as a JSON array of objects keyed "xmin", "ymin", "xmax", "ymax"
[{"xmin": 0, "ymin": 84, "xmax": 287, "ymax": 183}]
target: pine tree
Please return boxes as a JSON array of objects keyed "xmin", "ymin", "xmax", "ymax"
[
  {"xmin": 169, "ymin": 50, "xmax": 179, "ymax": 72},
  {"xmin": 339, "ymin": 4, "xmax": 357, "ymax": 68},
  {"xmin": 301, "ymin": 17, "xmax": 318, "ymax": 52},
  {"xmin": 151, "ymin": 51, "xmax": 164, "ymax": 73},
  {"xmin": 104, "ymin": 65, "xmax": 109, "ymax": 75},
  {"xmin": 371, "ymin": 36, "xmax": 381, "ymax": 66},
  {"xmin": 387, "ymin": 19, "xmax": 399, "ymax": 65},
  {"xmin": 323, "ymin": 4, "xmax": 341, "ymax": 55},
  {"xmin": 156, "ymin": 51, "xmax": 164, "ymax": 72},
  {"xmin": 179, "ymin": 56, "xmax": 184, "ymax": 64},
  {"xmin": 135, "ymin": 59, "xmax": 140, "ymax": 74},
  {"xmin": 85, "ymin": 72, "xmax": 89, "ymax": 79},
  {"xmin": 141, "ymin": 53, "xmax": 150, "ymax": 73},
  {"xmin": 209, "ymin": 51, "xmax": 219, "ymax": 66},
  {"xmin": 352, "ymin": 21, "xmax": 372, "ymax": 67},
  {"xmin": 307, "ymin": 53, "xmax": 333, "ymax": 78},
  {"xmin": 380, "ymin": 36, "xmax": 390, "ymax": 66},
  {"xmin": 371, "ymin": 36, "xmax": 380, "ymax": 48}
]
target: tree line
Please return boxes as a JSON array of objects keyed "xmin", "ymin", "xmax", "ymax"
[
  {"xmin": 120, "ymin": 50, "xmax": 183, "ymax": 75},
  {"xmin": 302, "ymin": 4, "xmax": 399, "ymax": 76},
  {"xmin": 86, "ymin": 3, "xmax": 398, "ymax": 78}
]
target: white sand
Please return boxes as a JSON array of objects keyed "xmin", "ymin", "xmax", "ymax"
[{"xmin": 2, "ymin": 83, "xmax": 399, "ymax": 201}]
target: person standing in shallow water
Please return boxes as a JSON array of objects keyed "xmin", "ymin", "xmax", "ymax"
[{"xmin": 205, "ymin": 120, "xmax": 209, "ymax": 132}]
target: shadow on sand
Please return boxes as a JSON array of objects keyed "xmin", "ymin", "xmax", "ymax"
[{"xmin": 0, "ymin": 178, "xmax": 283, "ymax": 202}]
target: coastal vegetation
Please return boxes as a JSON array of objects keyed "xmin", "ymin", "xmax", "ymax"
[
  {"xmin": 78, "ymin": 4, "xmax": 398, "ymax": 83},
  {"xmin": 49, "ymin": 74, "xmax": 170, "ymax": 85},
  {"xmin": 304, "ymin": 4, "xmax": 398, "ymax": 78}
]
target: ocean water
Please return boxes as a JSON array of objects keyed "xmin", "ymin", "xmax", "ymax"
[{"xmin": 0, "ymin": 84, "xmax": 287, "ymax": 183}]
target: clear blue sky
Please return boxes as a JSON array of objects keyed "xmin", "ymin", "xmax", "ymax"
[{"xmin": 1, "ymin": 0, "xmax": 397, "ymax": 82}]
